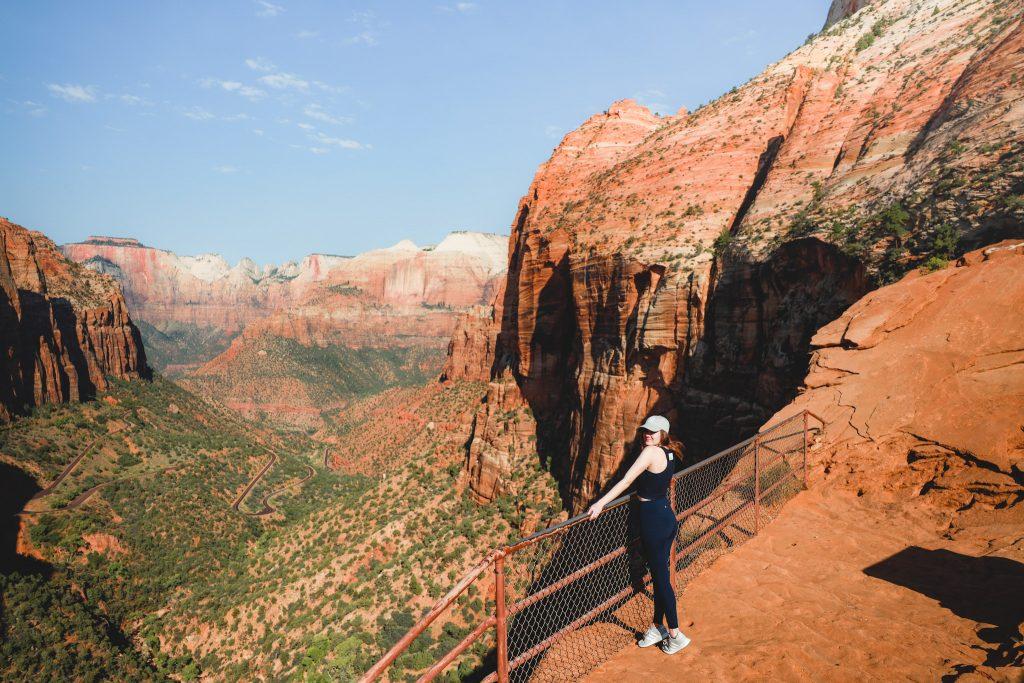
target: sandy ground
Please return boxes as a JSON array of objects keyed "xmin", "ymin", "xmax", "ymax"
[{"xmin": 584, "ymin": 487, "xmax": 1023, "ymax": 682}]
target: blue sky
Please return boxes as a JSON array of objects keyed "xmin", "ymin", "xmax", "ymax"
[{"xmin": 1, "ymin": 1, "xmax": 825, "ymax": 264}]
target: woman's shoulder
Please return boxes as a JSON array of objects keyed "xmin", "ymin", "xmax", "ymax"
[{"xmin": 638, "ymin": 445, "xmax": 665, "ymax": 460}]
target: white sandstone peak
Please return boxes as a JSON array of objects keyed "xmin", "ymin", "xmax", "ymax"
[
  {"xmin": 178, "ymin": 253, "xmax": 232, "ymax": 283},
  {"xmin": 385, "ymin": 239, "xmax": 420, "ymax": 252}
]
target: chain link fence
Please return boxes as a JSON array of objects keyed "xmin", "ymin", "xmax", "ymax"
[{"xmin": 362, "ymin": 411, "xmax": 820, "ymax": 683}]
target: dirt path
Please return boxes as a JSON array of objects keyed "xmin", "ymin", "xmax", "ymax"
[{"xmin": 584, "ymin": 488, "xmax": 1023, "ymax": 682}]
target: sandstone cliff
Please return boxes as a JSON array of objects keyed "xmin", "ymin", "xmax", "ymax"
[
  {"xmin": 61, "ymin": 231, "xmax": 508, "ymax": 335},
  {"xmin": 0, "ymin": 219, "xmax": 149, "ymax": 421},
  {"xmin": 448, "ymin": 0, "xmax": 1024, "ymax": 511}
]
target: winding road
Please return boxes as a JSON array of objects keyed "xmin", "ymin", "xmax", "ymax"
[
  {"xmin": 231, "ymin": 449, "xmax": 322, "ymax": 517},
  {"xmin": 28, "ymin": 419, "xmax": 133, "ymax": 502},
  {"xmin": 244, "ymin": 464, "xmax": 316, "ymax": 516},
  {"xmin": 230, "ymin": 453, "xmax": 278, "ymax": 512}
]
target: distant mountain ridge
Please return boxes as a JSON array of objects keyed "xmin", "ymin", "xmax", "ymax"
[{"xmin": 62, "ymin": 231, "xmax": 507, "ymax": 336}]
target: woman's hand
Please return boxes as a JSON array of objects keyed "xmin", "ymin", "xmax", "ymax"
[{"xmin": 587, "ymin": 501, "xmax": 605, "ymax": 521}]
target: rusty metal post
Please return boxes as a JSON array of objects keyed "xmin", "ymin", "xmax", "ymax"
[
  {"xmin": 802, "ymin": 411, "xmax": 809, "ymax": 488},
  {"xmin": 753, "ymin": 436, "xmax": 761, "ymax": 534},
  {"xmin": 668, "ymin": 477, "xmax": 678, "ymax": 587},
  {"xmin": 495, "ymin": 552, "xmax": 509, "ymax": 683}
]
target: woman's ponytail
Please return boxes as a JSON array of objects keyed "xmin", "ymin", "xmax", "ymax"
[{"xmin": 658, "ymin": 430, "xmax": 686, "ymax": 466}]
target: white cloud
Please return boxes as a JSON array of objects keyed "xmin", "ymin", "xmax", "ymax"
[
  {"xmin": 313, "ymin": 131, "xmax": 367, "ymax": 150},
  {"xmin": 297, "ymin": 122, "xmax": 316, "ymax": 130},
  {"xmin": 182, "ymin": 106, "xmax": 216, "ymax": 121},
  {"xmin": 47, "ymin": 83, "xmax": 97, "ymax": 103},
  {"xmin": 200, "ymin": 78, "xmax": 266, "ymax": 101},
  {"xmin": 255, "ymin": 0, "xmax": 284, "ymax": 17},
  {"xmin": 345, "ymin": 31, "xmax": 379, "ymax": 46},
  {"xmin": 117, "ymin": 93, "xmax": 151, "ymax": 105},
  {"xmin": 222, "ymin": 113, "xmax": 252, "ymax": 122},
  {"xmin": 213, "ymin": 164, "xmax": 240, "ymax": 174},
  {"xmin": 295, "ymin": 30, "xmax": 320, "ymax": 40},
  {"xmin": 245, "ymin": 57, "xmax": 276, "ymax": 73},
  {"xmin": 221, "ymin": 81, "xmax": 266, "ymax": 100},
  {"xmin": 13, "ymin": 100, "xmax": 48, "ymax": 117},
  {"xmin": 252, "ymin": 128, "xmax": 265, "ymax": 136},
  {"xmin": 438, "ymin": 2, "xmax": 477, "ymax": 12},
  {"xmin": 314, "ymin": 80, "xmax": 347, "ymax": 95},
  {"xmin": 304, "ymin": 103, "xmax": 352, "ymax": 125},
  {"xmin": 259, "ymin": 72, "xmax": 309, "ymax": 92},
  {"xmin": 103, "ymin": 92, "xmax": 152, "ymax": 106},
  {"xmin": 347, "ymin": 10, "xmax": 383, "ymax": 45},
  {"xmin": 308, "ymin": 147, "xmax": 329, "ymax": 155}
]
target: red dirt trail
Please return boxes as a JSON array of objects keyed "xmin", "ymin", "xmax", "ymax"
[{"xmin": 585, "ymin": 487, "xmax": 1023, "ymax": 682}]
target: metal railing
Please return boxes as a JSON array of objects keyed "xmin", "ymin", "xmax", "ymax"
[{"xmin": 361, "ymin": 410, "xmax": 823, "ymax": 683}]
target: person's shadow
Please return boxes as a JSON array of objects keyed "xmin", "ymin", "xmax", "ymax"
[{"xmin": 863, "ymin": 546, "xmax": 1024, "ymax": 675}]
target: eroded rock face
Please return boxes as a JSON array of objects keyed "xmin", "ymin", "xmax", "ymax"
[
  {"xmin": 823, "ymin": 0, "xmax": 875, "ymax": 29},
  {"xmin": 768, "ymin": 240, "xmax": 1024, "ymax": 520},
  {"xmin": 448, "ymin": 0, "xmax": 1024, "ymax": 511},
  {"xmin": 0, "ymin": 219, "xmax": 149, "ymax": 420}
]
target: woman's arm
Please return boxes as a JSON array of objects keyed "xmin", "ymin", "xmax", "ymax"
[{"xmin": 586, "ymin": 447, "xmax": 655, "ymax": 520}]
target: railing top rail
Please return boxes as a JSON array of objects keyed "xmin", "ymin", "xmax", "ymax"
[
  {"xmin": 510, "ymin": 410, "xmax": 819, "ymax": 551},
  {"xmin": 359, "ymin": 550, "xmax": 498, "ymax": 683}
]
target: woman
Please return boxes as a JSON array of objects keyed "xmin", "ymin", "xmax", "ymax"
[{"xmin": 587, "ymin": 414, "xmax": 691, "ymax": 655}]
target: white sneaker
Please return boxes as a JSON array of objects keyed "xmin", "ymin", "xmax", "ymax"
[
  {"xmin": 637, "ymin": 625, "xmax": 669, "ymax": 648},
  {"xmin": 660, "ymin": 631, "xmax": 691, "ymax": 655}
]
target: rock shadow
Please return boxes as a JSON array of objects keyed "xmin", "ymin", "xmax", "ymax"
[
  {"xmin": 0, "ymin": 460, "xmax": 52, "ymax": 576},
  {"xmin": 863, "ymin": 546, "xmax": 1024, "ymax": 672}
]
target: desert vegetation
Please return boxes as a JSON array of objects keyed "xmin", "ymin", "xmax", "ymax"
[{"xmin": 2, "ymin": 373, "xmax": 561, "ymax": 680}]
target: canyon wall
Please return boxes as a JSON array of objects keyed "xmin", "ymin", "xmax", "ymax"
[
  {"xmin": 176, "ymin": 238, "xmax": 507, "ymax": 425},
  {"xmin": 0, "ymin": 219, "xmax": 149, "ymax": 421},
  {"xmin": 449, "ymin": 0, "xmax": 1024, "ymax": 511}
]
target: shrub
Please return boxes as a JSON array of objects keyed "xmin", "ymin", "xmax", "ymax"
[
  {"xmin": 855, "ymin": 33, "xmax": 875, "ymax": 51},
  {"xmin": 713, "ymin": 228, "xmax": 734, "ymax": 254}
]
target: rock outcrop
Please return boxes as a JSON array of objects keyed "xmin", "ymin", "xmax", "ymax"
[
  {"xmin": 769, "ymin": 240, "xmax": 1024, "ymax": 516},
  {"xmin": 447, "ymin": 0, "xmax": 1024, "ymax": 511},
  {"xmin": 822, "ymin": 0, "xmax": 874, "ymax": 29},
  {"xmin": 0, "ymin": 219, "xmax": 148, "ymax": 421}
]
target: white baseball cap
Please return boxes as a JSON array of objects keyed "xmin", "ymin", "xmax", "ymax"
[{"xmin": 640, "ymin": 415, "xmax": 670, "ymax": 433}]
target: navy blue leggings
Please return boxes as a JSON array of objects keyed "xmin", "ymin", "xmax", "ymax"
[{"xmin": 639, "ymin": 498, "xmax": 679, "ymax": 629}]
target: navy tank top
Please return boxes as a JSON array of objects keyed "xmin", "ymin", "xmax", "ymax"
[{"xmin": 635, "ymin": 447, "xmax": 674, "ymax": 500}]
